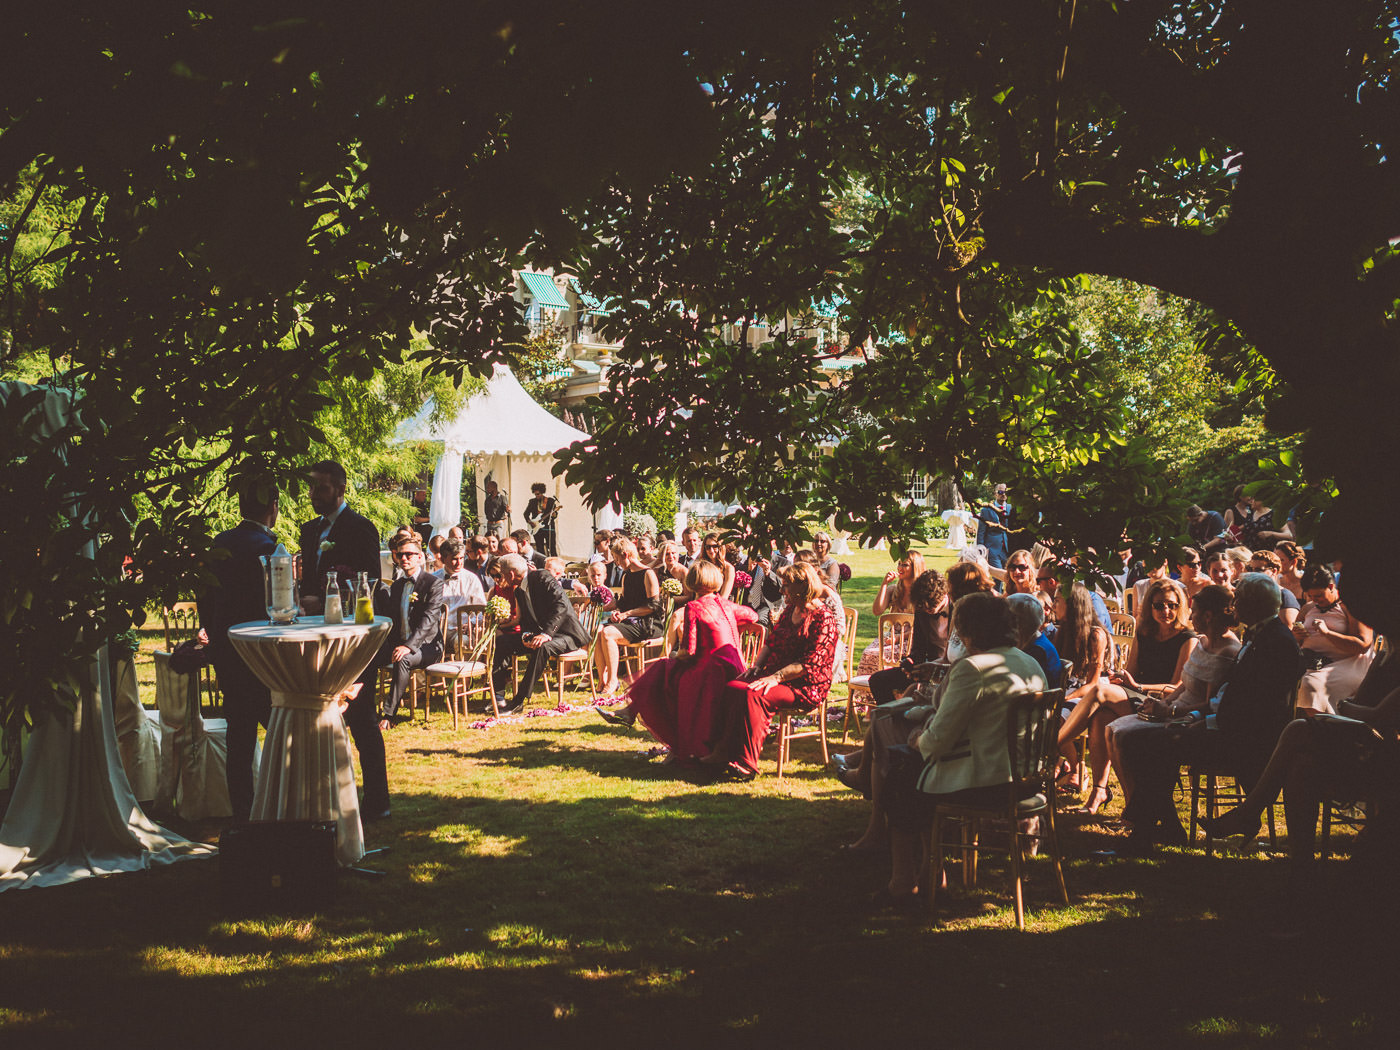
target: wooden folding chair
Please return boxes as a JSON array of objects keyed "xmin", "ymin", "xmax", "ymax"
[
  {"xmin": 926, "ymin": 690, "xmax": 1070, "ymax": 929},
  {"xmin": 423, "ymin": 605, "xmax": 496, "ymax": 727},
  {"xmin": 162, "ymin": 601, "xmax": 222, "ymax": 714},
  {"xmin": 551, "ymin": 603, "xmax": 605, "ymax": 705},
  {"xmin": 842, "ymin": 611, "xmax": 913, "ymax": 743},
  {"xmin": 773, "ymin": 610, "xmax": 855, "ymax": 778}
]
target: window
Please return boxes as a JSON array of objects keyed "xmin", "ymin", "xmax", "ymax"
[{"xmin": 906, "ymin": 472, "xmax": 928, "ymax": 504}]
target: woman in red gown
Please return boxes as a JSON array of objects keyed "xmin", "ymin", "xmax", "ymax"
[{"xmin": 598, "ymin": 560, "xmax": 757, "ymax": 763}]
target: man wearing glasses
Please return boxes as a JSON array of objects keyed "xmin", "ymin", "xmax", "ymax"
[{"xmin": 372, "ymin": 539, "xmax": 447, "ymax": 731}]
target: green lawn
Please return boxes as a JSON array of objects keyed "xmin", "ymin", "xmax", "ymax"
[{"xmin": 0, "ymin": 556, "xmax": 1396, "ymax": 1047}]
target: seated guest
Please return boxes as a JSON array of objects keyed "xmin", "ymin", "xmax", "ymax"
[
  {"xmin": 1187, "ymin": 504, "xmax": 1228, "ymax": 553},
  {"xmin": 1058, "ymin": 579, "xmax": 1196, "ymax": 812},
  {"xmin": 499, "ymin": 536, "xmax": 519, "ymax": 555},
  {"xmin": 834, "ymin": 570, "xmax": 956, "ymax": 850},
  {"xmin": 872, "ymin": 551, "xmax": 926, "ymax": 617},
  {"xmin": 447, "ymin": 525, "xmax": 466, "ymax": 541},
  {"xmin": 426, "ymin": 534, "xmax": 446, "ymax": 573},
  {"xmin": 1002, "ymin": 548, "xmax": 1038, "ymax": 596},
  {"xmin": 1225, "ymin": 546, "xmax": 1252, "ymax": 583},
  {"xmin": 657, "ymin": 541, "xmax": 691, "ymax": 598},
  {"xmin": 1222, "ymin": 484, "xmax": 1251, "ymax": 545},
  {"xmin": 464, "ymin": 536, "xmax": 495, "ymax": 594},
  {"xmin": 881, "ymin": 593, "xmax": 1048, "ymax": 904},
  {"xmin": 851, "ymin": 551, "xmax": 929, "ymax": 674},
  {"xmin": 698, "ymin": 532, "xmax": 737, "ymax": 600},
  {"xmin": 598, "ymin": 561, "xmax": 758, "ymax": 764},
  {"xmin": 811, "ymin": 531, "xmax": 842, "ymax": 591},
  {"xmin": 1202, "ymin": 629, "xmax": 1400, "ymax": 900},
  {"xmin": 1009, "ymin": 592, "xmax": 1062, "ymax": 684},
  {"xmin": 864, "ymin": 569, "xmax": 951, "ymax": 705},
  {"xmin": 490, "ymin": 553, "xmax": 590, "ymax": 714},
  {"xmin": 794, "ymin": 549, "xmax": 848, "ymax": 679},
  {"xmin": 588, "ymin": 529, "xmax": 625, "ymax": 587},
  {"xmin": 1107, "ymin": 584, "xmax": 1240, "ymax": 810},
  {"xmin": 679, "ymin": 526, "xmax": 703, "ymax": 566},
  {"xmin": 436, "ymin": 538, "xmax": 487, "ymax": 643},
  {"xmin": 372, "ymin": 538, "xmax": 447, "ymax": 728},
  {"xmin": 1248, "ymin": 549, "xmax": 1300, "ymax": 627},
  {"xmin": 593, "ymin": 538, "xmax": 664, "ymax": 699},
  {"xmin": 943, "ymin": 559, "xmax": 996, "ymax": 663},
  {"xmin": 1051, "ymin": 582, "xmax": 1112, "ymax": 795},
  {"xmin": 1205, "ymin": 552, "xmax": 1234, "ymax": 589},
  {"xmin": 635, "ymin": 532, "xmax": 661, "ymax": 569},
  {"xmin": 571, "ymin": 558, "xmax": 612, "ymax": 601},
  {"xmin": 1131, "ymin": 555, "xmax": 1171, "ymax": 615},
  {"xmin": 710, "ymin": 563, "xmax": 840, "ymax": 782},
  {"xmin": 1292, "ymin": 564, "xmax": 1374, "ymax": 714},
  {"xmin": 1274, "ymin": 541, "xmax": 1306, "ymax": 601},
  {"xmin": 734, "ymin": 551, "xmax": 784, "ymax": 628},
  {"xmin": 1176, "ymin": 547, "xmax": 1210, "ymax": 600},
  {"xmin": 511, "ymin": 528, "xmax": 547, "ymax": 569},
  {"xmin": 1114, "ymin": 573, "xmax": 1299, "ymax": 852}
]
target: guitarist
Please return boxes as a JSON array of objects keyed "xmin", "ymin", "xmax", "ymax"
[{"xmin": 523, "ymin": 482, "xmax": 560, "ymax": 557}]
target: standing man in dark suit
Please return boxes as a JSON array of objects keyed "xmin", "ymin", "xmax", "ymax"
[
  {"xmin": 298, "ymin": 460, "xmax": 391, "ymax": 820},
  {"xmin": 975, "ymin": 483, "xmax": 1015, "ymax": 569},
  {"xmin": 372, "ymin": 538, "xmax": 446, "ymax": 728},
  {"xmin": 298, "ymin": 460, "xmax": 382, "ymax": 611},
  {"xmin": 1115, "ymin": 573, "xmax": 1300, "ymax": 852},
  {"xmin": 491, "ymin": 553, "xmax": 590, "ymax": 714},
  {"xmin": 198, "ymin": 479, "xmax": 278, "ymax": 821}
]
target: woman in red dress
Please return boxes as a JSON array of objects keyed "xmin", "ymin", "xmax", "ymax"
[
  {"xmin": 598, "ymin": 560, "xmax": 758, "ymax": 764},
  {"xmin": 711, "ymin": 562, "xmax": 841, "ymax": 782}
]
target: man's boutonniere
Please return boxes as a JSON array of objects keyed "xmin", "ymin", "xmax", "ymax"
[{"xmin": 319, "ymin": 540, "xmax": 334, "ymax": 554}]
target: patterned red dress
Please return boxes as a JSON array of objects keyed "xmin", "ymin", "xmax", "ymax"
[{"xmin": 626, "ymin": 594, "xmax": 759, "ymax": 762}]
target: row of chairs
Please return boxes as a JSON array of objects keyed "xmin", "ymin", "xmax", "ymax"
[{"xmin": 408, "ymin": 598, "xmax": 863, "ymax": 779}]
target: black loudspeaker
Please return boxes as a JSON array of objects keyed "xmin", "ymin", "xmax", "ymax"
[{"xmin": 219, "ymin": 820, "xmax": 338, "ymax": 909}]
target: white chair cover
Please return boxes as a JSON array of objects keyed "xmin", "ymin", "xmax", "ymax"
[
  {"xmin": 152, "ymin": 651, "xmax": 233, "ymax": 821},
  {"xmin": 110, "ymin": 656, "xmax": 160, "ymax": 803},
  {"xmin": 0, "ymin": 649, "xmax": 215, "ymax": 891}
]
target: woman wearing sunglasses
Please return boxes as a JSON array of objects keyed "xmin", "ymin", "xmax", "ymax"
[{"xmin": 1057, "ymin": 578, "xmax": 1197, "ymax": 813}]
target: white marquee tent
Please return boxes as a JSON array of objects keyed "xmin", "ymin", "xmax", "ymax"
[{"xmin": 394, "ymin": 365, "xmax": 615, "ymax": 558}]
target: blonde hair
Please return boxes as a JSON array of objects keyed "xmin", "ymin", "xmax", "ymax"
[
  {"xmin": 686, "ymin": 560, "xmax": 723, "ymax": 596},
  {"xmin": 780, "ymin": 562, "xmax": 822, "ymax": 605},
  {"xmin": 611, "ymin": 537, "xmax": 638, "ymax": 563}
]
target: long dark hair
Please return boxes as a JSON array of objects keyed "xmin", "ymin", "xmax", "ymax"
[{"xmin": 1055, "ymin": 582, "xmax": 1099, "ymax": 669}]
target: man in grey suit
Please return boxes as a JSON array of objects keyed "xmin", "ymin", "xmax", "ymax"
[{"xmin": 490, "ymin": 554, "xmax": 590, "ymax": 714}]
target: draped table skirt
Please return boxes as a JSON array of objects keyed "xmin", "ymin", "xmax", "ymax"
[{"xmin": 229, "ymin": 616, "xmax": 390, "ymax": 866}]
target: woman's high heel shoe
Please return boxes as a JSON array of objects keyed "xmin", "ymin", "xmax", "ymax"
[{"xmin": 1078, "ymin": 784, "xmax": 1114, "ymax": 815}]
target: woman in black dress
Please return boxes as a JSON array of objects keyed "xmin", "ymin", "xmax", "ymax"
[
  {"xmin": 593, "ymin": 537, "xmax": 664, "ymax": 698},
  {"xmin": 1058, "ymin": 578, "xmax": 1197, "ymax": 813}
]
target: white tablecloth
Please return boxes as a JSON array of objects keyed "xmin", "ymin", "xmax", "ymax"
[{"xmin": 229, "ymin": 616, "xmax": 390, "ymax": 866}]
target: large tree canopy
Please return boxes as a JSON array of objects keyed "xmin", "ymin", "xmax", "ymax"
[
  {"xmin": 560, "ymin": 0, "xmax": 1398, "ymax": 567},
  {"xmin": 3, "ymin": 1, "xmax": 1398, "ymax": 739}
]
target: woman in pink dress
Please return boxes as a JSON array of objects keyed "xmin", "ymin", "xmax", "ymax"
[{"xmin": 597, "ymin": 560, "xmax": 758, "ymax": 764}]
